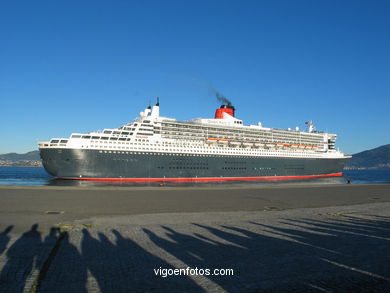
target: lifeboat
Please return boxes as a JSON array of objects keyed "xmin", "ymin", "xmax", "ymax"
[
  {"xmin": 218, "ymin": 139, "xmax": 229, "ymax": 144},
  {"xmin": 291, "ymin": 144, "xmax": 299, "ymax": 148},
  {"xmin": 206, "ymin": 138, "xmax": 217, "ymax": 144},
  {"xmin": 276, "ymin": 143, "xmax": 285, "ymax": 148},
  {"xmin": 266, "ymin": 143, "xmax": 275, "ymax": 148}
]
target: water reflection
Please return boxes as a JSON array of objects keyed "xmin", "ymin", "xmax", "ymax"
[
  {"xmin": 1, "ymin": 166, "xmax": 390, "ymax": 187},
  {"xmin": 48, "ymin": 175, "xmax": 347, "ymax": 187}
]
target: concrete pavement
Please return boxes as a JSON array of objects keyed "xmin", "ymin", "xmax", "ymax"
[{"xmin": 0, "ymin": 184, "xmax": 389, "ymax": 292}]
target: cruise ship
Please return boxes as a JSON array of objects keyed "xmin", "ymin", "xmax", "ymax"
[{"xmin": 38, "ymin": 100, "xmax": 351, "ymax": 181}]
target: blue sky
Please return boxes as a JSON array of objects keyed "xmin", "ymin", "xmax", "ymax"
[{"xmin": 0, "ymin": 0, "xmax": 389, "ymax": 154}]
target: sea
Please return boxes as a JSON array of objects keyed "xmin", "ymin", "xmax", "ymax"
[{"xmin": 0, "ymin": 166, "xmax": 389, "ymax": 187}]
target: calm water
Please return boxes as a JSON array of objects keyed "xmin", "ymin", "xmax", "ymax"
[{"xmin": 0, "ymin": 166, "xmax": 389, "ymax": 187}]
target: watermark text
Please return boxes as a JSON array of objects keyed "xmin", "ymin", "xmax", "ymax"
[{"xmin": 154, "ymin": 266, "xmax": 234, "ymax": 278}]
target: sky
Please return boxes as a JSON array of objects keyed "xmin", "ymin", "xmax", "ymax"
[{"xmin": 0, "ymin": 0, "xmax": 389, "ymax": 154}]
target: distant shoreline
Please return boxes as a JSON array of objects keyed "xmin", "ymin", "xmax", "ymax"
[{"xmin": 0, "ymin": 162, "xmax": 42, "ymax": 167}]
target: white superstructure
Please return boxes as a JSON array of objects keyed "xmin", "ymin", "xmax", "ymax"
[{"xmin": 39, "ymin": 101, "xmax": 348, "ymax": 160}]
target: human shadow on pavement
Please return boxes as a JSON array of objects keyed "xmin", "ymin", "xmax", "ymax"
[
  {"xmin": 143, "ymin": 216, "xmax": 390, "ymax": 292},
  {"xmin": 2, "ymin": 215, "xmax": 389, "ymax": 293},
  {"xmin": 38, "ymin": 230, "xmax": 88, "ymax": 293},
  {"xmin": 37, "ymin": 228, "xmax": 204, "ymax": 293},
  {"xmin": 0, "ymin": 224, "xmax": 42, "ymax": 293},
  {"xmin": 0, "ymin": 225, "xmax": 13, "ymax": 255}
]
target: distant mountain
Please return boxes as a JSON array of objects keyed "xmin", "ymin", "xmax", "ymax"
[
  {"xmin": 345, "ymin": 144, "xmax": 390, "ymax": 170},
  {"xmin": 0, "ymin": 150, "xmax": 41, "ymax": 166},
  {"xmin": 0, "ymin": 150, "xmax": 40, "ymax": 161}
]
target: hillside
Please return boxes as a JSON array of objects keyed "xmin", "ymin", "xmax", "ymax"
[
  {"xmin": 0, "ymin": 151, "xmax": 40, "ymax": 161},
  {"xmin": 345, "ymin": 144, "xmax": 390, "ymax": 170},
  {"xmin": 0, "ymin": 151, "xmax": 41, "ymax": 166}
]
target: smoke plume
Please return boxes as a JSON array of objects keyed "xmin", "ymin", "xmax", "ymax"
[{"xmin": 211, "ymin": 88, "xmax": 232, "ymax": 106}]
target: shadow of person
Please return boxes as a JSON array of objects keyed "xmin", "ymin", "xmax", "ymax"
[
  {"xmin": 294, "ymin": 216, "xmax": 390, "ymax": 238},
  {"xmin": 36, "ymin": 227, "xmax": 60, "ymax": 268},
  {"xmin": 33, "ymin": 227, "xmax": 60, "ymax": 292},
  {"xmin": 145, "ymin": 221, "xmax": 390, "ymax": 292},
  {"xmin": 81, "ymin": 229, "xmax": 118, "ymax": 293},
  {"xmin": 248, "ymin": 218, "xmax": 390, "ymax": 291},
  {"xmin": 0, "ymin": 224, "xmax": 41, "ymax": 293},
  {"xmin": 0, "ymin": 225, "xmax": 13, "ymax": 255},
  {"xmin": 143, "ymin": 226, "xmax": 245, "ymax": 292},
  {"xmin": 111, "ymin": 229, "xmax": 204, "ymax": 293},
  {"xmin": 37, "ymin": 231, "xmax": 88, "ymax": 293},
  {"xmin": 39, "ymin": 228, "xmax": 203, "ymax": 292}
]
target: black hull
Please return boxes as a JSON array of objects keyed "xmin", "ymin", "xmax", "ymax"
[{"xmin": 40, "ymin": 148, "xmax": 348, "ymax": 181}]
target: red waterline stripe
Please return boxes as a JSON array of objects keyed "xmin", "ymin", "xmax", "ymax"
[{"xmin": 58, "ymin": 172, "xmax": 343, "ymax": 182}]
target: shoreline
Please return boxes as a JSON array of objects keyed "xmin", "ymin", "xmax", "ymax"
[{"xmin": 0, "ymin": 181, "xmax": 388, "ymax": 191}]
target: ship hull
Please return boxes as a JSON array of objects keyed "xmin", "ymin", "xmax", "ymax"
[{"xmin": 40, "ymin": 148, "xmax": 348, "ymax": 181}]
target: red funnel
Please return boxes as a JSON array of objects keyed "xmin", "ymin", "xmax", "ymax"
[{"xmin": 215, "ymin": 105, "xmax": 235, "ymax": 119}]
